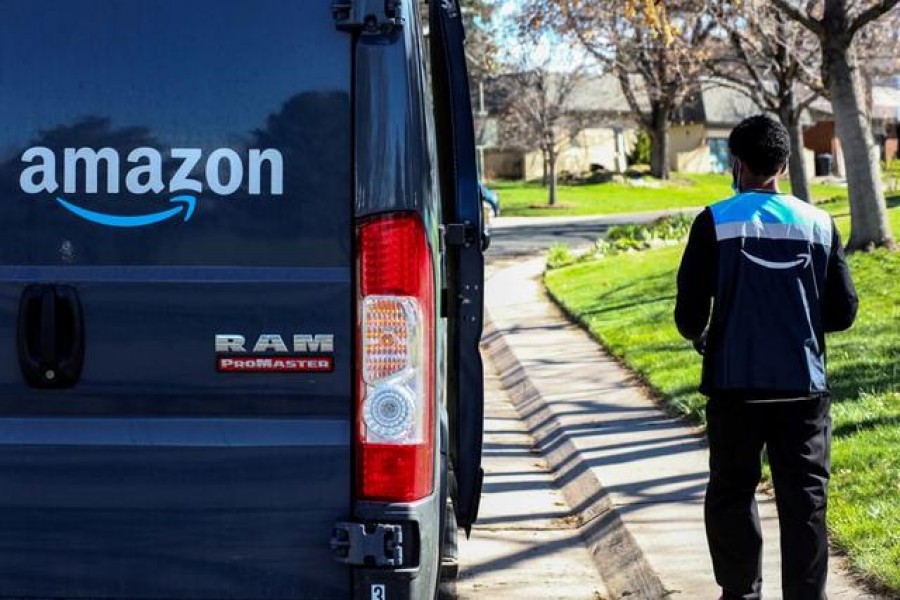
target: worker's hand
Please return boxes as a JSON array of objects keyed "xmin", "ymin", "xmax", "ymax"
[{"xmin": 692, "ymin": 329, "xmax": 708, "ymax": 355}]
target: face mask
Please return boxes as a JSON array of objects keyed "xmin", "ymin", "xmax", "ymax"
[{"xmin": 731, "ymin": 161, "xmax": 742, "ymax": 194}]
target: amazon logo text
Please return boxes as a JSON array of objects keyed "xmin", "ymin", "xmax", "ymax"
[
  {"xmin": 20, "ymin": 146, "xmax": 283, "ymax": 196},
  {"xmin": 17, "ymin": 146, "xmax": 284, "ymax": 228}
]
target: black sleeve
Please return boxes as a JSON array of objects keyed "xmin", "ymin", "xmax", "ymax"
[
  {"xmin": 822, "ymin": 221, "xmax": 858, "ymax": 333},
  {"xmin": 675, "ymin": 208, "xmax": 716, "ymax": 341}
]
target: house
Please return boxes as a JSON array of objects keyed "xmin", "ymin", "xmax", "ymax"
[
  {"xmin": 669, "ymin": 84, "xmax": 763, "ymax": 174},
  {"xmin": 476, "ymin": 72, "xmax": 845, "ymax": 180},
  {"xmin": 475, "ymin": 73, "xmax": 641, "ymax": 180},
  {"xmin": 872, "ymin": 84, "xmax": 900, "ymax": 161},
  {"xmin": 520, "ymin": 74, "xmax": 641, "ymax": 180},
  {"xmin": 672, "ymin": 84, "xmax": 819, "ymax": 176},
  {"xmin": 803, "ymin": 83, "xmax": 900, "ymax": 176},
  {"xmin": 802, "ymin": 115, "xmax": 845, "ymax": 177}
]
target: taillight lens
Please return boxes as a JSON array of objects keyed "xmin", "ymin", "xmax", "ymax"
[{"xmin": 356, "ymin": 213, "xmax": 435, "ymax": 502}]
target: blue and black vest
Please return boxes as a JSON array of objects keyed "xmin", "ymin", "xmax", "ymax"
[{"xmin": 702, "ymin": 191, "xmax": 836, "ymax": 399}]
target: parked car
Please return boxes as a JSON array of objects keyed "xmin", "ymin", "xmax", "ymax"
[
  {"xmin": 480, "ymin": 183, "xmax": 500, "ymax": 249},
  {"xmin": 0, "ymin": 1, "xmax": 484, "ymax": 599},
  {"xmin": 480, "ymin": 182, "xmax": 501, "ymax": 217}
]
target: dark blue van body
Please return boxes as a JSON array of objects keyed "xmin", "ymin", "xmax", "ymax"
[{"xmin": 0, "ymin": 1, "xmax": 484, "ymax": 598}]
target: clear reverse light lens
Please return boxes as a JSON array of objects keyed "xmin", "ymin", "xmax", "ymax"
[{"xmin": 362, "ymin": 385, "xmax": 416, "ymax": 442}]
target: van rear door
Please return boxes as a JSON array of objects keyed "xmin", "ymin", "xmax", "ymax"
[
  {"xmin": 0, "ymin": 2, "xmax": 353, "ymax": 598},
  {"xmin": 429, "ymin": 0, "xmax": 486, "ymax": 534}
]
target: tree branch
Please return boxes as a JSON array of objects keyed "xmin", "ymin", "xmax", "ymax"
[
  {"xmin": 615, "ymin": 63, "xmax": 652, "ymax": 130},
  {"xmin": 849, "ymin": 0, "xmax": 900, "ymax": 38},
  {"xmin": 710, "ymin": 76, "xmax": 774, "ymax": 112},
  {"xmin": 797, "ymin": 89, "xmax": 820, "ymax": 113},
  {"xmin": 728, "ymin": 30, "xmax": 770, "ymax": 102},
  {"xmin": 770, "ymin": 0, "xmax": 825, "ymax": 38}
]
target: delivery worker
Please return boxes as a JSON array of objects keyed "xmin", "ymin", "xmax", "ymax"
[{"xmin": 674, "ymin": 114, "xmax": 858, "ymax": 600}]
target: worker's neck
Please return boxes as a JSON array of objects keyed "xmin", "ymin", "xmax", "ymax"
[{"xmin": 740, "ymin": 177, "xmax": 780, "ymax": 194}]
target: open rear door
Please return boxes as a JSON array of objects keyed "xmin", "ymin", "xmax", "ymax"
[{"xmin": 429, "ymin": 0, "xmax": 485, "ymax": 534}]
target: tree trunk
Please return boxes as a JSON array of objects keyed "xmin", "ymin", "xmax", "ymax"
[
  {"xmin": 548, "ymin": 148, "xmax": 558, "ymax": 206},
  {"xmin": 826, "ymin": 43, "xmax": 895, "ymax": 250},
  {"xmin": 649, "ymin": 104, "xmax": 671, "ymax": 180},
  {"xmin": 540, "ymin": 148, "xmax": 549, "ymax": 186},
  {"xmin": 779, "ymin": 105, "xmax": 811, "ymax": 202}
]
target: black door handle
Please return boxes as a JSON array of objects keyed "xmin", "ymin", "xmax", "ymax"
[{"xmin": 17, "ymin": 284, "xmax": 85, "ymax": 389}]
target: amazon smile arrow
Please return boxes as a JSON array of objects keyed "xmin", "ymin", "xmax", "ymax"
[
  {"xmin": 55, "ymin": 195, "xmax": 197, "ymax": 228},
  {"xmin": 741, "ymin": 249, "xmax": 812, "ymax": 270}
]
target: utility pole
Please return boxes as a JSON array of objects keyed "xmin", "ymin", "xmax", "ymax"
[{"xmin": 476, "ymin": 79, "xmax": 487, "ymax": 177}]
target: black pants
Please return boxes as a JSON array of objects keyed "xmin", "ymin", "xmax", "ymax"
[{"xmin": 705, "ymin": 396, "xmax": 831, "ymax": 600}]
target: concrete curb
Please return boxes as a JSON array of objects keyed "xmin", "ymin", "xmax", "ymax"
[{"xmin": 481, "ymin": 316, "xmax": 669, "ymax": 600}]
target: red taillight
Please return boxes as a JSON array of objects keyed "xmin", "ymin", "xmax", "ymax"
[{"xmin": 356, "ymin": 213, "xmax": 435, "ymax": 502}]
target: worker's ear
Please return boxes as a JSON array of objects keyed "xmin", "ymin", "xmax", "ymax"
[{"xmin": 731, "ymin": 159, "xmax": 741, "ymax": 189}]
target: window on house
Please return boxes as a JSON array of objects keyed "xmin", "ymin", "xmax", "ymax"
[{"xmin": 708, "ymin": 138, "xmax": 731, "ymax": 174}]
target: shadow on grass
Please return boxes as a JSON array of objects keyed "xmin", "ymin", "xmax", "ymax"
[
  {"xmin": 832, "ymin": 194, "xmax": 899, "ymax": 212},
  {"xmin": 574, "ymin": 272, "xmax": 675, "ymax": 318},
  {"xmin": 833, "ymin": 415, "xmax": 900, "ymax": 439},
  {"xmin": 828, "ymin": 358, "xmax": 900, "ymax": 402},
  {"xmin": 581, "ymin": 295, "xmax": 676, "ymax": 317}
]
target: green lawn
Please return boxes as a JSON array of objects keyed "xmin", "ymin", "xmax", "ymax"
[
  {"xmin": 543, "ymin": 204, "xmax": 900, "ymax": 592},
  {"xmin": 492, "ymin": 174, "xmax": 848, "ymax": 217}
]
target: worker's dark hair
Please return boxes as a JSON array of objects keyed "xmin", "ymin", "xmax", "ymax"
[{"xmin": 728, "ymin": 114, "xmax": 790, "ymax": 177}]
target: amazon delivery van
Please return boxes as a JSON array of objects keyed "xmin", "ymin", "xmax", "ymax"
[{"xmin": 0, "ymin": 1, "xmax": 485, "ymax": 598}]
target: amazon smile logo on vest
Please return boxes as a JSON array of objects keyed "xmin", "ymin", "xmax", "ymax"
[
  {"xmin": 741, "ymin": 249, "xmax": 812, "ymax": 270},
  {"xmin": 18, "ymin": 146, "xmax": 284, "ymax": 228}
]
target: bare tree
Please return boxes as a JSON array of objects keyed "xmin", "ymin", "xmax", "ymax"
[
  {"xmin": 771, "ymin": 0, "xmax": 899, "ymax": 250},
  {"xmin": 712, "ymin": 0, "xmax": 823, "ymax": 201},
  {"xmin": 458, "ymin": 0, "xmax": 500, "ymax": 177},
  {"xmin": 460, "ymin": 0, "xmax": 498, "ymax": 78},
  {"xmin": 527, "ymin": 0, "xmax": 715, "ymax": 179},
  {"xmin": 495, "ymin": 41, "xmax": 591, "ymax": 205},
  {"xmin": 856, "ymin": 10, "xmax": 900, "ymax": 152}
]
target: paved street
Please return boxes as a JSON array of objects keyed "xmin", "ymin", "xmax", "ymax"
[{"xmin": 488, "ymin": 209, "xmax": 700, "ymax": 259}]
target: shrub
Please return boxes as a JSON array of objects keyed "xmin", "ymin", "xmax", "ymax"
[
  {"xmin": 547, "ymin": 243, "xmax": 576, "ymax": 270},
  {"xmin": 628, "ymin": 130, "xmax": 652, "ymax": 166},
  {"xmin": 595, "ymin": 214, "xmax": 694, "ymax": 256}
]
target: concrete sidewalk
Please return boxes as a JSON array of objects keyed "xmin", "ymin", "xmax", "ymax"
[
  {"xmin": 456, "ymin": 362, "xmax": 608, "ymax": 599},
  {"xmin": 483, "ymin": 257, "xmax": 879, "ymax": 600}
]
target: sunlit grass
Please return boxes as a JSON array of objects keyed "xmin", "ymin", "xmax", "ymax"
[{"xmin": 493, "ymin": 173, "xmax": 849, "ymax": 217}]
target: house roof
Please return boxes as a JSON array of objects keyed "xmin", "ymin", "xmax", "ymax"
[
  {"xmin": 478, "ymin": 70, "xmax": 875, "ymax": 143},
  {"xmin": 689, "ymin": 84, "xmax": 763, "ymax": 126},
  {"xmin": 795, "ymin": 81, "xmax": 900, "ymax": 122},
  {"xmin": 483, "ymin": 71, "xmax": 785, "ymax": 126},
  {"xmin": 479, "ymin": 71, "xmax": 642, "ymax": 116},
  {"xmin": 565, "ymin": 74, "xmax": 649, "ymax": 114}
]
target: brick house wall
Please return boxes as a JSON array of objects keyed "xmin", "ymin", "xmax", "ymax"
[
  {"xmin": 803, "ymin": 121, "xmax": 845, "ymax": 176},
  {"xmin": 887, "ymin": 125, "xmax": 899, "ymax": 161}
]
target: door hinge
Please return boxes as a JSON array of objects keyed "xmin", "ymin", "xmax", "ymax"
[
  {"xmin": 330, "ymin": 522, "xmax": 405, "ymax": 567},
  {"xmin": 333, "ymin": 0, "xmax": 405, "ymax": 35},
  {"xmin": 442, "ymin": 222, "xmax": 477, "ymax": 248}
]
